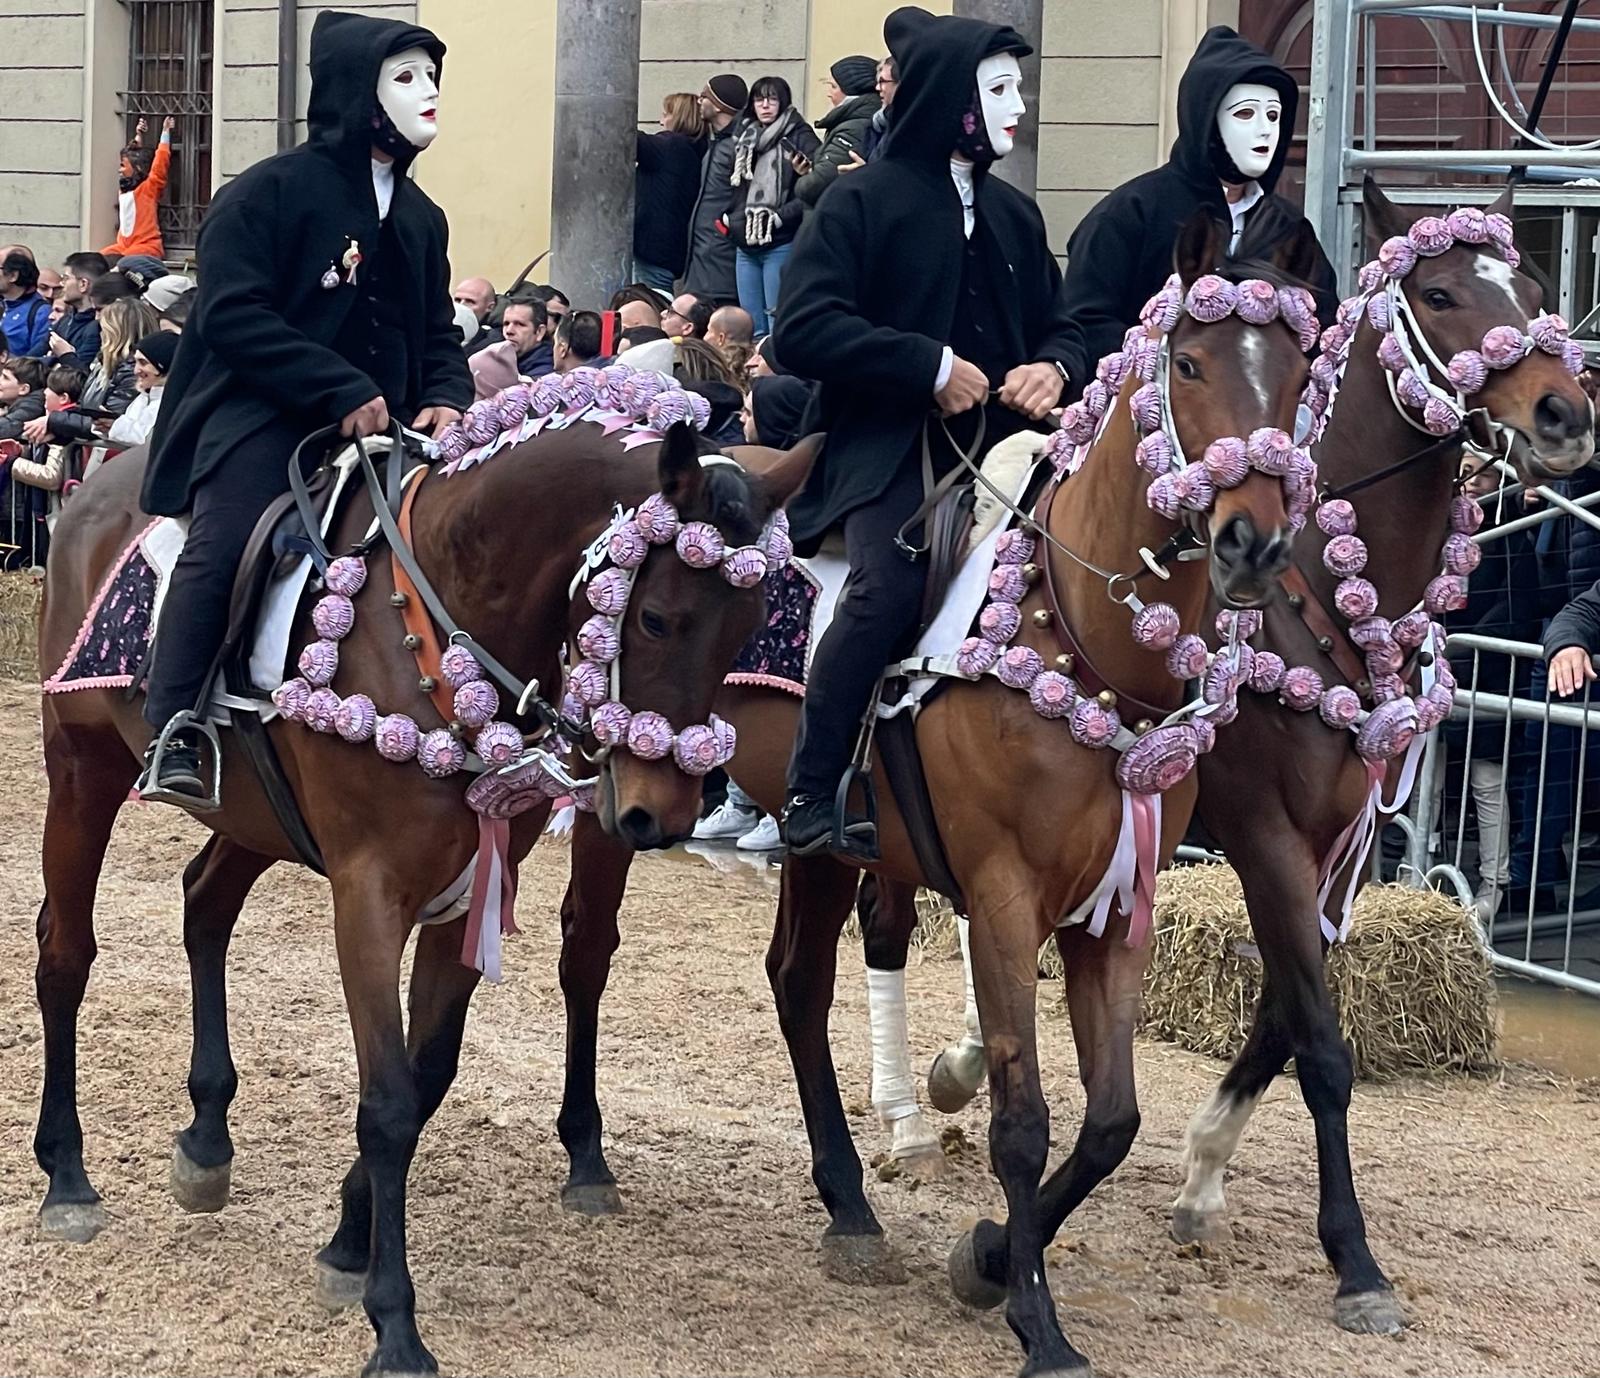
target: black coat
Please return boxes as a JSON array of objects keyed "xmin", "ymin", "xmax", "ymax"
[
  {"xmin": 684, "ymin": 122, "xmax": 743, "ymax": 304},
  {"xmin": 634, "ymin": 129, "xmax": 705, "ymax": 277},
  {"xmin": 1055, "ymin": 25, "xmax": 1338, "ymax": 398},
  {"xmin": 726, "ymin": 110, "xmax": 821, "ymax": 253},
  {"xmin": 46, "ymin": 358, "xmax": 138, "ymax": 444},
  {"xmin": 774, "ymin": 8, "xmax": 1074, "ymax": 550},
  {"xmin": 0, "ymin": 389, "xmax": 45, "ymax": 443},
  {"xmin": 796, "ymin": 92, "xmax": 881, "ymax": 208},
  {"xmin": 142, "ymin": 12, "xmax": 472, "ymax": 517}
]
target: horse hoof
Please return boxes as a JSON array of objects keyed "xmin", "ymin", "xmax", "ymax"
[
  {"xmin": 927, "ymin": 1048, "xmax": 982, "ymax": 1114},
  {"xmin": 820, "ymin": 1231, "xmax": 908, "ymax": 1285},
  {"xmin": 38, "ymin": 1201, "xmax": 107, "ymax": 1245},
  {"xmin": 313, "ymin": 1258, "xmax": 368, "ymax": 1312},
  {"xmin": 1334, "ymin": 1288, "xmax": 1405, "ymax": 1336},
  {"xmin": 170, "ymin": 1143, "xmax": 231, "ymax": 1214},
  {"xmin": 1170, "ymin": 1206, "xmax": 1232, "ymax": 1246},
  {"xmin": 947, "ymin": 1228, "xmax": 1006, "ymax": 1310},
  {"xmin": 891, "ymin": 1141, "xmax": 949, "ymax": 1182},
  {"xmin": 560, "ymin": 1182, "xmax": 623, "ymax": 1217}
]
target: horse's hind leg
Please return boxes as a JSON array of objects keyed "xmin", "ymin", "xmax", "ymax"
[
  {"xmin": 951, "ymin": 918, "xmax": 1145, "ymax": 1314},
  {"xmin": 34, "ymin": 729, "xmax": 138, "ymax": 1242},
  {"xmin": 316, "ymin": 917, "xmax": 481, "ymax": 1311},
  {"xmin": 768, "ymin": 853, "xmax": 903, "ymax": 1284},
  {"xmin": 927, "ymin": 913, "xmax": 985, "ymax": 1113},
  {"xmin": 554, "ymin": 811, "xmax": 633, "ymax": 1216},
  {"xmin": 858, "ymin": 875, "xmax": 943, "ymax": 1178},
  {"xmin": 172, "ymin": 836, "xmax": 275, "ymax": 1213}
]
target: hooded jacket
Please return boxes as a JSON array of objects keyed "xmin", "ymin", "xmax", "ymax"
[
  {"xmin": 142, "ymin": 12, "xmax": 472, "ymax": 517},
  {"xmin": 684, "ymin": 121, "xmax": 744, "ymax": 304},
  {"xmin": 1054, "ymin": 26, "xmax": 1337, "ymax": 398},
  {"xmin": 773, "ymin": 6, "xmax": 1078, "ymax": 548},
  {"xmin": 795, "ymin": 91, "xmax": 882, "ymax": 208}
]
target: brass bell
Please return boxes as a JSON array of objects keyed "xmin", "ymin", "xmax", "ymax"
[
  {"xmin": 390, "ymin": 591, "xmax": 409, "ymax": 608},
  {"xmin": 1286, "ymin": 592, "xmax": 1305, "ymax": 610},
  {"xmin": 1317, "ymin": 635, "xmax": 1334, "ymax": 653},
  {"xmin": 402, "ymin": 633, "xmax": 422, "ymax": 651},
  {"xmin": 1022, "ymin": 562, "xmax": 1042, "ymax": 587},
  {"xmin": 1135, "ymin": 718, "xmax": 1154, "ymax": 736},
  {"xmin": 1418, "ymin": 651, "xmax": 1434, "ymax": 668},
  {"xmin": 418, "ymin": 675, "xmax": 437, "ymax": 693},
  {"xmin": 1097, "ymin": 689, "xmax": 1118, "ymax": 710},
  {"xmin": 1054, "ymin": 652, "xmax": 1075, "ymax": 673},
  {"xmin": 1032, "ymin": 608, "xmax": 1053, "ymax": 628},
  {"xmin": 1356, "ymin": 677, "xmax": 1371, "ymax": 694},
  {"xmin": 447, "ymin": 720, "xmax": 466, "ymax": 739}
]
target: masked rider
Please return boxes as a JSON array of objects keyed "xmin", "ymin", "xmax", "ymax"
[
  {"xmin": 773, "ymin": 5, "xmax": 1080, "ymax": 861},
  {"xmin": 1054, "ymin": 25, "xmax": 1337, "ymax": 399},
  {"xmin": 137, "ymin": 12, "xmax": 472, "ymax": 799}
]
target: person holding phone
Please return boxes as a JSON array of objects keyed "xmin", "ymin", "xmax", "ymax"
[{"xmin": 724, "ymin": 76, "xmax": 819, "ymax": 336}]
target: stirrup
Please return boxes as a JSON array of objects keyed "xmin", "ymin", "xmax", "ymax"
[
  {"xmin": 136, "ymin": 711, "xmax": 223, "ymax": 814},
  {"xmin": 829, "ymin": 764, "xmax": 880, "ymax": 863}
]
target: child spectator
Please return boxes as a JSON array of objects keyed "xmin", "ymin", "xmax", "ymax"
[
  {"xmin": 19, "ymin": 297, "xmax": 159, "ymax": 449},
  {"xmin": 10, "ymin": 364, "xmax": 86, "ymax": 499},
  {"xmin": 104, "ymin": 116, "xmax": 175, "ymax": 261},
  {"xmin": 105, "ymin": 330, "xmax": 177, "ymax": 447},
  {"xmin": 1, "ymin": 253, "xmax": 51, "ymax": 356},
  {"xmin": 0, "ymin": 356, "xmax": 48, "ymax": 439}
]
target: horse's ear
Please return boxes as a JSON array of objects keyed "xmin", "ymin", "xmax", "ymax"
[
  {"xmin": 757, "ymin": 432, "xmax": 824, "ymax": 511},
  {"xmin": 1485, "ymin": 181, "xmax": 1515, "ymax": 222},
  {"xmin": 658, "ymin": 421, "xmax": 703, "ymax": 510},
  {"xmin": 1362, "ymin": 174, "xmax": 1410, "ymax": 251},
  {"xmin": 1174, "ymin": 211, "xmax": 1225, "ymax": 287},
  {"xmin": 1267, "ymin": 217, "xmax": 1326, "ymax": 290}
]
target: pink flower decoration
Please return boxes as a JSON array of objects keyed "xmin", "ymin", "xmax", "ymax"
[
  {"xmin": 997, "ymin": 645, "xmax": 1044, "ymax": 690},
  {"xmin": 375, "ymin": 713, "xmax": 420, "ymax": 762},
  {"xmin": 1166, "ymin": 634, "xmax": 1208, "ymax": 681},
  {"xmin": 980, "ymin": 601, "xmax": 1022, "ymax": 643},
  {"xmin": 1203, "ymin": 437, "xmax": 1250, "ymax": 488},
  {"xmin": 1247, "ymin": 650, "xmax": 1286, "ymax": 693},
  {"xmin": 437, "ymin": 424, "xmax": 471, "ymax": 462},
  {"xmin": 1136, "ymin": 432, "xmax": 1175, "ymax": 477},
  {"xmin": 1396, "ymin": 368, "xmax": 1431, "ymax": 410},
  {"xmin": 1310, "ymin": 353, "xmax": 1340, "ymax": 392},
  {"xmin": 1378, "ymin": 235, "xmax": 1418, "ymax": 279},
  {"xmin": 988, "ymin": 564, "xmax": 1027, "ymax": 603},
  {"xmin": 676, "ymin": 521, "xmax": 726, "ymax": 569},
  {"xmin": 1378, "ymin": 333, "xmax": 1408, "ymax": 374},
  {"xmin": 298, "ymin": 638, "xmax": 338, "ymax": 687},
  {"xmin": 722, "ymin": 546, "xmax": 768, "ymax": 589},
  {"xmin": 1082, "ymin": 380, "xmax": 1110, "ymax": 420},
  {"xmin": 1445, "ymin": 207, "xmax": 1489, "ymax": 244},
  {"xmin": 1424, "ymin": 397, "xmax": 1462, "ymax": 436},
  {"xmin": 1408, "ymin": 216, "xmax": 1452, "ymax": 256},
  {"xmin": 1175, "ymin": 465, "xmax": 1216, "ymax": 513},
  {"xmin": 1357, "ymin": 261, "xmax": 1384, "ymax": 292},
  {"xmin": 995, "ymin": 529, "xmax": 1035, "ymax": 565},
  {"xmin": 1061, "ymin": 402, "xmax": 1097, "ymax": 445},
  {"xmin": 1369, "ymin": 672, "xmax": 1405, "ymax": 704},
  {"xmin": 577, "ymin": 615, "xmax": 621, "ymax": 664},
  {"xmin": 1446, "ymin": 350, "xmax": 1488, "ymax": 394},
  {"xmin": 1482, "ymin": 325, "xmax": 1530, "ymax": 369},
  {"xmin": 597, "ymin": 363, "xmax": 634, "ymax": 406},
  {"xmin": 496, "ymin": 382, "xmax": 533, "ymax": 429},
  {"xmin": 1366, "ymin": 639, "xmax": 1404, "ymax": 674},
  {"xmin": 463, "ymin": 401, "xmax": 500, "ymax": 445},
  {"xmin": 324, "ymin": 556, "xmax": 367, "ymax": 598},
  {"xmin": 1191, "ymin": 715, "xmax": 1217, "ymax": 754},
  {"xmin": 1563, "ymin": 340, "xmax": 1585, "ymax": 376},
  {"xmin": 1028, "ymin": 671, "xmax": 1075, "ymax": 719},
  {"xmin": 1530, "ymin": 314, "xmax": 1570, "ymax": 355},
  {"xmin": 1356, "ymin": 697, "xmax": 1419, "ymax": 763},
  {"xmin": 646, "ymin": 389, "xmax": 694, "ymax": 432},
  {"xmin": 561, "ymin": 368, "xmax": 601, "ymax": 411},
  {"xmin": 590, "ymin": 701, "xmax": 633, "ymax": 748},
  {"xmin": 1246, "ymin": 428, "xmax": 1296, "ymax": 477},
  {"xmin": 271, "ymin": 677, "xmax": 311, "ymax": 721},
  {"xmin": 453, "ymin": 679, "xmax": 500, "ymax": 728},
  {"xmin": 1140, "ymin": 290, "xmax": 1181, "ymax": 334},
  {"xmin": 335, "ymin": 693, "xmax": 376, "ymax": 744},
  {"xmin": 673, "ymin": 724, "xmax": 721, "ymax": 776},
  {"xmin": 1335, "ymin": 577, "xmax": 1379, "ymax": 620},
  {"xmin": 1132, "ymin": 602, "xmax": 1181, "ymax": 650},
  {"xmin": 303, "ymin": 688, "xmax": 340, "ymax": 733},
  {"xmin": 1185, "ymin": 275, "xmax": 1238, "ymax": 323},
  {"xmin": 1366, "ymin": 293, "xmax": 1392, "ymax": 333},
  {"xmin": 1323, "ymin": 534, "xmax": 1368, "ymax": 577},
  {"xmin": 1127, "ymin": 334, "xmax": 1160, "ymax": 381},
  {"xmin": 568, "ymin": 659, "xmax": 609, "ymax": 708},
  {"xmin": 1281, "ymin": 666, "xmax": 1324, "ymax": 711},
  {"xmin": 418, "ymin": 729, "xmax": 466, "ymax": 778},
  {"xmin": 957, "ymin": 636, "xmax": 1000, "ymax": 677},
  {"xmin": 1097, "ymin": 350, "xmax": 1130, "ymax": 391},
  {"xmin": 1319, "ymin": 323, "xmax": 1351, "ymax": 358},
  {"xmin": 1393, "ymin": 611, "xmax": 1432, "ymax": 648},
  {"xmin": 1146, "ymin": 472, "xmax": 1181, "ymax": 521},
  {"xmin": 1070, "ymin": 700, "xmax": 1120, "ymax": 749},
  {"xmin": 1349, "ymin": 615, "xmax": 1393, "ymax": 650},
  {"xmin": 475, "ymin": 721, "xmax": 525, "ymax": 766},
  {"xmin": 762, "ymin": 511, "xmax": 794, "ymax": 564},
  {"xmin": 1486, "ymin": 212, "xmax": 1516, "ymax": 251},
  {"xmin": 709, "ymin": 714, "xmax": 737, "ymax": 765},
  {"xmin": 1443, "ymin": 531, "xmax": 1481, "ymax": 577},
  {"xmin": 587, "ymin": 567, "xmax": 632, "ymax": 616},
  {"xmin": 1319, "ymin": 685, "xmax": 1362, "ymax": 729},
  {"xmin": 1235, "ymin": 278, "xmax": 1280, "ymax": 325},
  {"xmin": 626, "ymin": 710, "xmax": 674, "ymax": 761},
  {"xmin": 529, "ymin": 374, "xmax": 566, "ymax": 417},
  {"xmin": 1203, "ymin": 658, "xmax": 1238, "ymax": 706},
  {"xmin": 1424, "ymin": 574, "xmax": 1468, "ymax": 615},
  {"xmin": 620, "ymin": 369, "xmax": 668, "ymax": 415},
  {"xmin": 1216, "ymin": 609, "xmax": 1263, "ymax": 640},
  {"xmin": 635, "ymin": 493, "xmax": 682, "ymax": 544},
  {"xmin": 1316, "ymin": 499, "xmax": 1358, "ymax": 537},
  {"xmin": 1115, "ymin": 723, "xmax": 1197, "ymax": 793},
  {"xmin": 1130, "ymin": 383, "xmax": 1163, "ymax": 433},
  {"xmin": 440, "ymin": 644, "xmax": 483, "ymax": 689},
  {"xmin": 608, "ymin": 520, "xmax": 648, "ymax": 569}
]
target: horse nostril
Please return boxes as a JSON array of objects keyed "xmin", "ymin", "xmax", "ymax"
[
  {"xmin": 1535, "ymin": 392, "xmax": 1588, "ymax": 443},
  {"xmin": 1261, "ymin": 532, "xmax": 1293, "ymax": 573},
  {"xmin": 617, "ymin": 806, "xmax": 661, "ymax": 850},
  {"xmin": 1214, "ymin": 514, "xmax": 1253, "ymax": 568}
]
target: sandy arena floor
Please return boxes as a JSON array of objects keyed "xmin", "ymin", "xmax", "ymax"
[{"xmin": 0, "ymin": 681, "xmax": 1597, "ymax": 1377}]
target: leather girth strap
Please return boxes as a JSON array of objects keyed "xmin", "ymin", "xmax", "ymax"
[
  {"xmin": 1280, "ymin": 564, "xmax": 1370, "ymax": 697},
  {"xmin": 875, "ymin": 709, "xmax": 967, "ymax": 913},
  {"xmin": 390, "ymin": 468, "xmax": 460, "ymax": 728}
]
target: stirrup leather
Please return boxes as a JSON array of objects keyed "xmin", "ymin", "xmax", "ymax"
[{"xmin": 137, "ymin": 711, "xmax": 223, "ymax": 814}]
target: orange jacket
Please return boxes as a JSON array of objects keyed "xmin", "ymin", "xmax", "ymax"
[{"xmin": 104, "ymin": 136, "xmax": 170, "ymax": 260}]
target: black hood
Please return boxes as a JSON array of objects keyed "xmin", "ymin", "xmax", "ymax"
[
  {"xmin": 879, "ymin": 6, "xmax": 1030, "ymax": 165},
  {"xmin": 306, "ymin": 11, "xmax": 445, "ymax": 171},
  {"xmin": 1171, "ymin": 26, "xmax": 1297, "ymax": 194}
]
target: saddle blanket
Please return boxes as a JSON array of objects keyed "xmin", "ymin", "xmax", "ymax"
[
  {"xmin": 43, "ymin": 440, "xmax": 378, "ymax": 702},
  {"xmin": 726, "ymin": 431, "xmax": 1045, "ymax": 710}
]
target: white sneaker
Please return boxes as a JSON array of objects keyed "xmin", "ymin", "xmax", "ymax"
[
  {"xmin": 693, "ymin": 799, "xmax": 759, "ymax": 841},
  {"xmin": 736, "ymin": 814, "xmax": 782, "ymax": 851}
]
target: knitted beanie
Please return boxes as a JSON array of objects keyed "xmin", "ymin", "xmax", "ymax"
[
  {"xmin": 830, "ymin": 55, "xmax": 879, "ymax": 96},
  {"xmin": 134, "ymin": 329, "xmax": 179, "ymax": 375},
  {"xmin": 706, "ymin": 74, "xmax": 749, "ymax": 115}
]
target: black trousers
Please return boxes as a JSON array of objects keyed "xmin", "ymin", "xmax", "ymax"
[
  {"xmin": 143, "ymin": 421, "xmax": 300, "ymax": 728},
  {"xmin": 788, "ymin": 457, "xmax": 929, "ymax": 799}
]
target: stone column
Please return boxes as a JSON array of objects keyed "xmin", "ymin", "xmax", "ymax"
[
  {"xmin": 550, "ymin": 0, "xmax": 642, "ymax": 308},
  {"xmin": 953, "ymin": 0, "xmax": 1044, "ymax": 197}
]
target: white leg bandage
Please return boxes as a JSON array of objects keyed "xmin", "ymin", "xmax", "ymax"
[
  {"xmin": 866, "ymin": 966, "xmax": 919, "ymax": 1125},
  {"xmin": 1173, "ymin": 1086, "xmax": 1261, "ymax": 1218}
]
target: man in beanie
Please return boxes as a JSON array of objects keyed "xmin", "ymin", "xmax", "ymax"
[
  {"xmin": 795, "ymin": 56, "xmax": 881, "ymax": 207},
  {"xmin": 684, "ymin": 73, "xmax": 749, "ymax": 306}
]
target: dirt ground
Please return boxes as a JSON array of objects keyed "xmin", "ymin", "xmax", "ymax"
[{"xmin": 0, "ymin": 682, "xmax": 1598, "ymax": 1378}]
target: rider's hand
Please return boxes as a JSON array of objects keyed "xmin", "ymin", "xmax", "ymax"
[
  {"xmin": 1550, "ymin": 646, "xmax": 1597, "ymax": 698},
  {"xmin": 1000, "ymin": 362, "xmax": 1065, "ymax": 422},
  {"xmin": 412, "ymin": 406, "xmax": 462, "ymax": 439},
  {"xmin": 936, "ymin": 356, "xmax": 989, "ymax": 417},
  {"xmin": 340, "ymin": 396, "xmax": 390, "ymax": 439}
]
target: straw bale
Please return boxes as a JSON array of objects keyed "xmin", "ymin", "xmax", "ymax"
[{"xmin": 0, "ymin": 572, "xmax": 41, "ymax": 681}]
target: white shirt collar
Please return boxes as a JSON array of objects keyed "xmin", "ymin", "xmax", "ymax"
[
  {"xmin": 372, "ymin": 157, "xmax": 396, "ymax": 222},
  {"xmin": 1225, "ymin": 181, "xmax": 1265, "ymax": 252},
  {"xmin": 950, "ymin": 158, "xmax": 976, "ymax": 239}
]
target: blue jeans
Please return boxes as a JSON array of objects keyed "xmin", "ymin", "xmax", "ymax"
[
  {"xmin": 735, "ymin": 242, "xmax": 793, "ymax": 337},
  {"xmin": 633, "ymin": 258, "xmax": 675, "ymax": 293}
]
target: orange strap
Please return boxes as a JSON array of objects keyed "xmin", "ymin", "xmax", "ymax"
[{"xmin": 390, "ymin": 468, "xmax": 460, "ymax": 728}]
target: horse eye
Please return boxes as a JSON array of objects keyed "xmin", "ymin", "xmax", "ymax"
[
  {"xmin": 1422, "ymin": 288, "xmax": 1454, "ymax": 311},
  {"xmin": 640, "ymin": 608, "xmax": 669, "ymax": 639},
  {"xmin": 1175, "ymin": 355, "xmax": 1200, "ymax": 381}
]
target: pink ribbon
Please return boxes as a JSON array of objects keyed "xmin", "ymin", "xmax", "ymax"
[
  {"xmin": 1315, "ymin": 761, "xmax": 1385, "ymax": 944},
  {"xmin": 1127, "ymin": 791, "xmax": 1160, "ymax": 948},
  {"xmin": 461, "ymin": 815, "xmax": 519, "ymax": 981}
]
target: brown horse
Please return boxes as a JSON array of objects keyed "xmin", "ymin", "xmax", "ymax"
[
  {"xmin": 31, "ymin": 417, "xmax": 816, "ymax": 1376},
  {"xmin": 882, "ymin": 180, "xmax": 1597, "ymax": 1338},
  {"xmin": 698, "ymin": 218, "xmax": 1318, "ymax": 1376}
]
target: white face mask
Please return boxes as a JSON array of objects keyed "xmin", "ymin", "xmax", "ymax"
[
  {"xmin": 977, "ymin": 53, "xmax": 1025, "ymax": 160},
  {"xmin": 377, "ymin": 47, "xmax": 440, "ymax": 152},
  {"xmin": 1218, "ymin": 82, "xmax": 1281, "ymax": 182}
]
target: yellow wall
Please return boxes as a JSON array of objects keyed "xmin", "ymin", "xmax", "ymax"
[
  {"xmin": 804, "ymin": 0, "xmax": 952, "ymax": 120},
  {"xmin": 415, "ymin": 0, "xmax": 556, "ymax": 289}
]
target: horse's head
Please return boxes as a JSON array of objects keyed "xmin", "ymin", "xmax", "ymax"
[
  {"xmin": 594, "ymin": 421, "xmax": 820, "ymax": 850},
  {"xmin": 1165, "ymin": 211, "xmax": 1317, "ymax": 608},
  {"xmin": 1362, "ymin": 177, "xmax": 1594, "ymax": 482}
]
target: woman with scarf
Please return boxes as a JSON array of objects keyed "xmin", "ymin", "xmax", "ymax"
[{"xmin": 725, "ymin": 77, "xmax": 820, "ymax": 336}]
